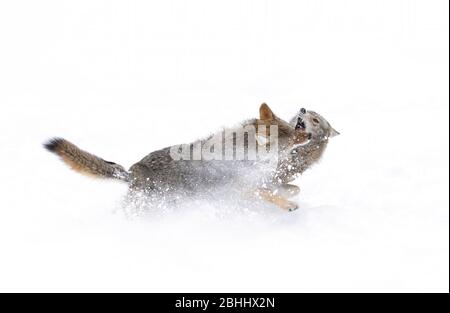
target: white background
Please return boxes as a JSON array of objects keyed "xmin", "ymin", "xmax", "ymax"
[{"xmin": 0, "ymin": 0, "xmax": 448, "ymax": 292}]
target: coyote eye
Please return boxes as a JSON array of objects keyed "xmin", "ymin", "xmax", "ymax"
[
  {"xmin": 300, "ymin": 108, "xmax": 306, "ymax": 114},
  {"xmin": 312, "ymin": 118, "xmax": 320, "ymax": 124}
]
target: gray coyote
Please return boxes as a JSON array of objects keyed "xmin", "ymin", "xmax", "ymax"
[{"xmin": 45, "ymin": 103, "xmax": 339, "ymax": 211}]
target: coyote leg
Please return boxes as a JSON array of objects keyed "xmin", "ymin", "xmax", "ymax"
[
  {"xmin": 277, "ymin": 184, "xmax": 300, "ymax": 197},
  {"xmin": 257, "ymin": 188, "xmax": 299, "ymax": 212}
]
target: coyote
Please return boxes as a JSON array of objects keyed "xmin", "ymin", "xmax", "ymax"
[{"xmin": 44, "ymin": 103, "xmax": 338, "ymax": 211}]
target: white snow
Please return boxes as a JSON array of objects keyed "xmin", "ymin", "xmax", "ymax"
[{"xmin": 0, "ymin": 0, "xmax": 448, "ymax": 292}]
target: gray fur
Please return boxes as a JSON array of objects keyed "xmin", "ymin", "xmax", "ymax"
[
  {"xmin": 45, "ymin": 106, "xmax": 338, "ymax": 211},
  {"xmin": 274, "ymin": 110, "xmax": 339, "ymax": 184},
  {"xmin": 128, "ymin": 119, "xmax": 284, "ymax": 196}
]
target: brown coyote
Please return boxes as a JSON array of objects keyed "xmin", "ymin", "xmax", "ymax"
[{"xmin": 45, "ymin": 103, "xmax": 338, "ymax": 211}]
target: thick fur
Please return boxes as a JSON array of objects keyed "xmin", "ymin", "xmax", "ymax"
[
  {"xmin": 44, "ymin": 104, "xmax": 337, "ymax": 211},
  {"xmin": 127, "ymin": 104, "xmax": 311, "ymax": 193},
  {"xmin": 274, "ymin": 110, "xmax": 339, "ymax": 183},
  {"xmin": 44, "ymin": 138, "xmax": 130, "ymax": 182}
]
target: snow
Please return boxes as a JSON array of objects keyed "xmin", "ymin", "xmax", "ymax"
[{"xmin": 0, "ymin": 0, "xmax": 448, "ymax": 292}]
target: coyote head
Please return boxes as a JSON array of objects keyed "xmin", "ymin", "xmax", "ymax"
[
  {"xmin": 290, "ymin": 108, "xmax": 340, "ymax": 142},
  {"xmin": 256, "ymin": 103, "xmax": 312, "ymax": 152}
]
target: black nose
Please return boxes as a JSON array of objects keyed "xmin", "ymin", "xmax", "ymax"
[
  {"xmin": 295, "ymin": 117, "xmax": 306, "ymax": 130},
  {"xmin": 300, "ymin": 108, "xmax": 306, "ymax": 114}
]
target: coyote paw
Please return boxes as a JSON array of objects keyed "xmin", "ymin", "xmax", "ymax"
[
  {"xmin": 283, "ymin": 184, "xmax": 300, "ymax": 197},
  {"xmin": 275, "ymin": 184, "xmax": 301, "ymax": 198},
  {"xmin": 256, "ymin": 188, "xmax": 299, "ymax": 212},
  {"xmin": 285, "ymin": 201, "xmax": 299, "ymax": 212}
]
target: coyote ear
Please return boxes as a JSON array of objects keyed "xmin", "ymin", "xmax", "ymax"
[
  {"xmin": 329, "ymin": 127, "xmax": 340, "ymax": 138},
  {"xmin": 259, "ymin": 103, "xmax": 275, "ymax": 121}
]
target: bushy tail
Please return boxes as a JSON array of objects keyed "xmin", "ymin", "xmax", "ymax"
[{"xmin": 44, "ymin": 138, "xmax": 130, "ymax": 182}]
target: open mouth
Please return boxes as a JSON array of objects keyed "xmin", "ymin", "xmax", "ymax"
[{"xmin": 295, "ymin": 109, "xmax": 307, "ymax": 130}]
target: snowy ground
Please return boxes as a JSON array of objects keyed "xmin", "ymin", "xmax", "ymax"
[{"xmin": 0, "ymin": 1, "xmax": 448, "ymax": 292}]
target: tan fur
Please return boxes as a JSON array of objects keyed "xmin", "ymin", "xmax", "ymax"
[
  {"xmin": 259, "ymin": 103, "xmax": 274, "ymax": 121},
  {"xmin": 252, "ymin": 103, "xmax": 310, "ymax": 211},
  {"xmin": 254, "ymin": 103, "xmax": 311, "ymax": 144},
  {"xmin": 257, "ymin": 188, "xmax": 298, "ymax": 211},
  {"xmin": 44, "ymin": 103, "xmax": 337, "ymax": 213},
  {"xmin": 44, "ymin": 138, "xmax": 129, "ymax": 181}
]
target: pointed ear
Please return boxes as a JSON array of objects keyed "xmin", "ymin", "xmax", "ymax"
[
  {"xmin": 329, "ymin": 127, "xmax": 340, "ymax": 138},
  {"xmin": 259, "ymin": 103, "xmax": 275, "ymax": 121}
]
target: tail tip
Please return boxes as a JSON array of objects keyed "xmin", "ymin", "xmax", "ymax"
[{"xmin": 44, "ymin": 137, "xmax": 65, "ymax": 152}]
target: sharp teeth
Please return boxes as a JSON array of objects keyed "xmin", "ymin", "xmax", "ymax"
[{"xmin": 295, "ymin": 116, "xmax": 306, "ymax": 130}]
